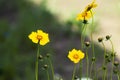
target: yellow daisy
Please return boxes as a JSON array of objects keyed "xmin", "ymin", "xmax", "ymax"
[
  {"xmin": 28, "ymin": 30, "xmax": 50, "ymax": 46},
  {"xmin": 68, "ymin": 49, "xmax": 85, "ymax": 63},
  {"xmin": 76, "ymin": 11, "xmax": 92, "ymax": 21},
  {"xmin": 84, "ymin": 0, "xmax": 97, "ymax": 12}
]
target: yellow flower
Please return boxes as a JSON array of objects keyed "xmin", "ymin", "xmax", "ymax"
[
  {"xmin": 28, "ymin": 30, "xmax": 50, "ymax": 46},
  {"xmin": 76, "ymin": 11, "xmax": 92, "ymax": 21},
  {"xmin": 84, "ymin": 0, "xmax": 97, "ymax": 12},
  {"xmin": 68, "ymin": 49, "xmax": 85, "ymax": 63}
]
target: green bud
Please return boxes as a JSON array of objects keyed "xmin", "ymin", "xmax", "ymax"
[
  {"xmin": 84, "ymin": 41, "xmax": 90, "ymax": 47},
  {"xmin": 113, "ymin": 69, "xmax": 118, "ymax": 74},
  {"xmin": 46, "ymin": 54, "xmax": 50, "ymax": 58},
  {"xmin": 98, "ymin": 37, "xmax": 103, "ymax": 42},
  {"xmin": 106, "ymin": 35, "xmax": 111, "ymax": 40},
  {"xmin": 105, "ymin": 54, "xmax": 109, "ymax": 58},
  {"xmin": 92, "ymin": 57, "xmax": 96, "ymax": 62},
  {"xmin": 74, "ymin": 76, "xmax": 78, "ymax": 80},
  {"xmin": 38, "ymin": 55, "xmax": 43, "ymax": 60},
  {"xmin": 102, "ymin": 66, "xmax": 106, "ymax": 70},
  {"xmin": 114, "ymin": 61, "xmax": 119, "ymax": 67},
  {"xmin": 43, "ymin": 64, "xmax": 48, "ymax": 70}
]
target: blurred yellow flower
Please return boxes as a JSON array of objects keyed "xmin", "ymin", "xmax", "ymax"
[
  {"xmin": 28, "ymin": 30, "xmax": 50, "ymax": 46},
  {"xmin": 84, "ymin": 0, "xmax": 97, "ymax": 12},
  {"xmin": 68, "ymin": 49, "xmax": 85, "ymax": 63},
  {"xmin": 76, "ymin": 11, "xmax": 92, "ymax": 21}
]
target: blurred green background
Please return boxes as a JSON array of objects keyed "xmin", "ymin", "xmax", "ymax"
[
  {"xmin": 0, "ymin": 0, "xmax": 120, "ymax": 80},
  {"xmin": 0, "ymin": 0, "xmax": 80, "ymax": 80}
]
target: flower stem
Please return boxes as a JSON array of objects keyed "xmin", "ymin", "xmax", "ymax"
[
  {"xmin": 81, "ymin": 24, "xmax": 86, "ymax": 49},
  {"xmin": 90, "ymin": 10, "xmax": 97, "ymax": 79},
  {"xmin": 109, "ymin": 39, "xmax": 114, "ymax": 80},
  {"xmin": 48, "ymin": 57, "xmax": 54, "ymax": 80},
  {"xmin": 101, "ymin": 42, "xmax": 107, "ymax": 80},
  {"xmin": 90, "ymin": 10, "xmax": 95, "ymax": 56},
  {"xmin": 35, "ymin": 44, "xmax": 40, "ymax": 80},
  {"xmin": 96, "ymin": 68, "xmax": 102, "ymax": 80},
  {"xmin": 46, "ymin": 70, "xmax": 50, "ymax": 80},
  {"xmin": 79, "ymin": 61, "xmax": 83, "ymax": 80},
  {"xmin": 72, "ymin": 64, "xmax": 77, "ymax": 80},
  {"xmin": 89, "ymin": 62, "xmax": 93, "ymax": 78},
  {"xmin": 117, "ymin": 73, "xmax": 120, "ymax": 80},
  {"xmin": 86, "ymin": 48, "xmax": 89, "ymax": 80}
]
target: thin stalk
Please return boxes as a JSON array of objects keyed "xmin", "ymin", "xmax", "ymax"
[
  {"xmin": 72, "ymin": 65, "xmax": 77, "ymax": 80},
  {"xmin": 89, "ymin": 62, "xmax": 94, "ymax": 78},
  {"xmin": 82, "ymin": 24, "xmax": 88, "ymax": 48},
  {"xmin": 48, "ymin": 58, "xmax": 54, "ymax": 80},
  {"xmin": 90, "ymin": 10, "xmax": 97, "ymax": 79},
  {"xmin": 109, "ymin": 39, "xmax": 114, "ymax": 80},
  {"xmin": 90, "ymin": 10, "xmax": 95, "ymax": 57},
  {"xmin": 79, "ymin": 61, "xmax": 83, "ymax": 80},
  {"xmin": 86, "ymin": 48, "xmax": 89, "ymax": 80},
  {"xmin": 35, "ymin": 44, "xmax": 40, "ymax": 80},
  {"xmin": 117, "ymin": 73, "xmax": 120, "ymax": 80},
  {"xmin": 46, "ymin": 70, "xmax": 50, "ymax": 80},
  {"xmin": 81, "ymin": 24, "xmax": 86, "ymax": 49},
  {"xmin": 103, "ymin": 69, "xmax": 107, "ymax": 80},
  {"xmin": 101, "ymin": 42, "xmax": 107, "ymax": 80},
  {"xmin": 96, "ymin": 68, "xmax": 102, "ymax": 80}
]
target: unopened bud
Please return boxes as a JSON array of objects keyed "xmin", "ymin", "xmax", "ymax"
[{"xmin": 98, "ymin": 37, "xmax": 103, "ymax": 42}]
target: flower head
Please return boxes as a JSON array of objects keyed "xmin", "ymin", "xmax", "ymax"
[
  {"xmin": 76, "ymin": 11, "xmax": 92, "ymax": 21},
  {"xmin": 84, "ymin": 0, "xmax": 97, "ymax": 12},
  {"xmin": 68, "ymin": 49, "xmax": 85, "ymax": 63},
  {"xmin": 28, "ymin": 30, "xmax": 50, "ymax": 45}
]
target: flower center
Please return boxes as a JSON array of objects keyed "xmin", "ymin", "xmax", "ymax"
[
  {"xmin": 73, "ymin": 54, "xmax": 79, "ymax": 59},
  {"xmin": 37, "ymin": 35, "xmax": 42, "ymax": 40}
]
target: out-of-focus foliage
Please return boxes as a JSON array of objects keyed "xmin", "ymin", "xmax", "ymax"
[
  {"xmin": 0, "ymin": 0, "xmax": 75, "ymax": 80},
  {"xmin": 0, "ymin": 0, "xmax": 104, "ymax": 80}
]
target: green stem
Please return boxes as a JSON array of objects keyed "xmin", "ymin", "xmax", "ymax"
[
  {"xmin": 35, "ymin": 44, "xmax": 40, "ymax": 80},
  {"xmin": 86, "ymin": 48, "xmax": 89, "ymax": 80},
  {"xmin": 90, "ymin": 10, "xmax": 95, "ymax": 57},
  {"xmin": 46, "ymin": 70, "xmax": 50, "ymax": 80},
  {"xmin": 79, "ymin": 61, "xmax": 83, "ymax": 80},
  {"xmin": 89, "ymin": 62, "xmax": 94, "ymax": 78},
  {"xmin": 96, "ymin": 68, "xmax": 102, "ymax": 80},
  {"xmin": 101, "ymin": 42, "xmax": 107, "ymax": 80},
  {"xmin": 81, "ymin": 24, "xmax": 86, "ymax": 49},
  {"xmin": 104, "ymin": 69, "xmax": 107, "ymax": 80},
  {"xmin": 110, "ymin": 39, "xmax": 114, "ymax": 80},
  {"xmin": 72, "ymin": 65, "xmax": 77, "ymax": 80},
  {"xmin": 101, "ymin": 42, "xmax": 106, "ymax": 65},
  {"xmin": 90, "ymin": 10, "xmax": 97, "ymax": 79},
  {"xmin": 117, "ymin": 73, "xmax": 120, "ymax": 80},
  {"xmin": 48, "ymin": 58, "xmax": 54, "ymax": 80}
]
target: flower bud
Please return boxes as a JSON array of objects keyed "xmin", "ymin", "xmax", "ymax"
[
  {"xmin": 114, "ymin": 61, "xmax": 119, "ymax": 67},
  {"xmin": 92, "ymin": 57, "xmax": 96, "ymax": 62},
  {"xmin": 98, "ymin": 37, "xmax": 103, "ymax": 42},
  {"xmin": 113, "ymin": 69, "xmax": 118, "ymax": 74},
  {"xmin": 46, "ymin": 54, "xmax": 50, "ymax": 58},
  {"xmin": 111, "ymin": 52, "xmax": 116, "ymax": 57},
  {"xmin": 106, "ymin": 35, "xmax": 111, "ymax": 40},
  {"xmin": 102, "ymin": 66, "xmax": 106, "ymax": 70},
  {"xmin": 74, "ymin": 76, "xmax": 78, "ymax": 80},
  {"xmin": 106, "ymin": 58, "xmax": 111, "ymax": 63},
  {"xmin": 105, "ymin": 54, "xmax": 109, "ymax": 59},
  {"xmin": 43, "ymin": 64, "xmax": 48, "ymax": 70},
  {"xmin": 84, "ymin": 41, "xmax": 90, "ymax": 47},
  {"xmin": 38, "ymin": 55, "xmax": 43, "ymax": 60}
]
